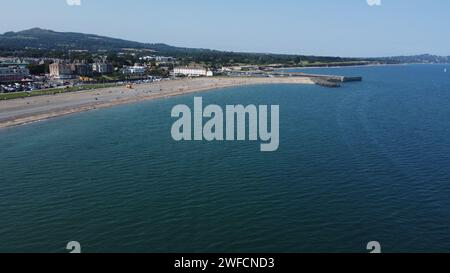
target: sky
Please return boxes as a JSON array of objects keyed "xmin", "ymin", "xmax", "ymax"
[{"xmin": 1, "ymin": 0, "xmax": 449, "ymax": 57}]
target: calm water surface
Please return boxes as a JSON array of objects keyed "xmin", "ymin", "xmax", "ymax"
[{"xmin": 0, "ymin": 64, "xmax": 450, "ymax": 252}]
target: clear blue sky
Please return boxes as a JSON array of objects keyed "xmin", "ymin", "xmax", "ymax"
[{"xmin": 1, "ymin": 0, "xmax": 449, "ymax": 57}]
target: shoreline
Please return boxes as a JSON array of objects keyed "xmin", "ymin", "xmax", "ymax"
[{"xmin": 0, "ymin": 76, "xmax": 314, "ymax": 129}]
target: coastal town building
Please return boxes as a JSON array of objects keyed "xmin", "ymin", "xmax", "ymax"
[
  {"xmin": 49, "ymin": 62, "xmax": 73, "ymax": 79},
  {"xmin": 0, "ymin": 58, "xmax": 30, "ymax": 67},
  {"xmin": 92, "ymin": 62, "xmax": 114, "ymax": 74},
  {"xmin": 140, "ymin": 56, "xmax": 175, "ymax": 63},
  {"xmin": 70, "ymin": 61, "xmax": 93, "ymax": 77},
  {"xmin": 0, "ymin": 66, "xmax": 30, "ymax": 82},
  {"xmin": 122, "ymin": 65, "xmax": 146, "ymax": 75},
  {"xmin": 173, "ymin": 66, "xmax": 213, "ymax": 77},
  {"xmin": 0, "ymin": 59, "xmax": 30, "ymax": 83},
  {"xmin": 221, "ymin": 66, "xmax": 242, "ymax": 72}
]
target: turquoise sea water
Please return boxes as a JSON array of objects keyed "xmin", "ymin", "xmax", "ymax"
[{"xmin": 1, "ymin": 64, "xmax": 450, "ymax": 253}]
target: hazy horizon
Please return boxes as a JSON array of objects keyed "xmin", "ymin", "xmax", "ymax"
[{"xmin": 1, "ymin": 0, "xmax": 449, "ymax": 57}]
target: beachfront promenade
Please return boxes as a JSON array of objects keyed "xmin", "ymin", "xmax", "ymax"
[{"xmin": 0, "ymin": 76, "xmax": 315, "ymax": 129}]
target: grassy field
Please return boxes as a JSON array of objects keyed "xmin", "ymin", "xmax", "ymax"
[{"xmin": 0, "ymin": 83, "xmax": 122, "ymax": 100}]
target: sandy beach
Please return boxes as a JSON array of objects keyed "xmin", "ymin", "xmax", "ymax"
[{"xmin": 0, "ymin": 76, "xmax": 313, "ymax": 129}]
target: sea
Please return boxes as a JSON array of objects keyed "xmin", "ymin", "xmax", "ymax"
[{"xmin": 0, "ymin": 64, "xmax": 450, "ymax": 253}]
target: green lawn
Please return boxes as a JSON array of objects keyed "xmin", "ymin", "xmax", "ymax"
[{"xmin": 0, "ymin": 83, "xmax": 122, "ymax": 100}]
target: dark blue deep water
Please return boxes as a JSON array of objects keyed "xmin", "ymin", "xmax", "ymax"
[{"xmin": 1, "ymin": 64, "xmax": 450, "ymax": 253}]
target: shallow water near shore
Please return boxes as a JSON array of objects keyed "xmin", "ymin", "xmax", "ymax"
[{"xmin": 1, "ymin": 64, "xmax": 450, "ymax": 252}]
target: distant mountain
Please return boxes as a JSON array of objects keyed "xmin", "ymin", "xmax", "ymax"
[
  {"xmin": 372, "ymin": 54, "xmax": 450, "ymax": 64},
  {"xmin": 0, "ymin": 27, "xmax": 201, "ymax": 53},
  {"xmin": 1, "ymin": 28, "xmax": 448, "ymax": 65},
  {"xmin": 0, "ymin": 28, "xmax": 363, "ymax": 65}
]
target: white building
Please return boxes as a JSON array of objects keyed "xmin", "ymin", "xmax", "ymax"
[
  {"xmin": 122, "ymin": 65, "xmax": 146, "ymax": 75},
  {"xmin": 92, "ymin": 62, "xmax": 113, "ymax": 74},
  {"xmin": 173, "ymin": 66, "xmax": 213, "ymax": 77},
  {"xmin": 221, "ymin": 66, "xmax": 243, "ymax": 72},
  {"xmin": 49, "ymin": 62, "xmax": 73, "ymax": 79},
  {"xmin": 140, "ymin": 56, "xmax": 175, "ymax": 63}
]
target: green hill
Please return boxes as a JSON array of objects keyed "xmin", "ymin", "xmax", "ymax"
[{"xmin": 0, "ymin": 28, "xmax": 184, "ymax": 52}]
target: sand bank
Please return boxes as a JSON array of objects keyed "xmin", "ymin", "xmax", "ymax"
[{"xmin": 0, "ymin": 76, "xmax": 313, "ymax": 129}]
